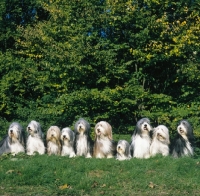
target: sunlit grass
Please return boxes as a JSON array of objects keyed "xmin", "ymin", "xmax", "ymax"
[{"xmin": 0, "ymin": 153, "xmax": 200, "ymax": 195}]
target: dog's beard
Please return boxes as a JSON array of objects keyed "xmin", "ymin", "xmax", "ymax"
[
  {"xmin": 157, "ymin": 133, "xmax": 166, "ymax": 142},
  {"xmin": 77, "ymin": 124, "xmax": 86, "ymax": 134}
]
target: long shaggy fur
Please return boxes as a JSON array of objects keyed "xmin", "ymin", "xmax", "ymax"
[
  {"xmin": 60, "ymin": 127, "xmax": 76, "ymax": 157},
  {"xmin": 26, "ymin": 120, "xmax": 45, "ymax": 155},
  {"xmin": 150, "ymin": 125, "xmax": 170, "ymax": 157},
  {"xmin": 116, "ymin": 140, "xmax": 131, "ymax": 161},
  {"xmin": 130, "ymin": 118, "xmax": 152, "ymax": 159},
  {"xmin": 0, "ymin": 122, "xmax": 25, "ymax": 155},
  {"xmin": 46, "ymin": 126, "xmax": 61, "ymax": 155},
  {"xmin": 93, "ymin": 121, "xmax": 117, "ymax": 158},
  {"xmin": 171, "ymin": 120, "xmax": 195, "ymax": 158},
  {"xmin": 74, "ymin": 118, "xmax": 93, "ymax": 158}
]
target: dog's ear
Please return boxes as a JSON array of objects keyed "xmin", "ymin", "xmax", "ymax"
[{"xmin": 106, "ymin": 122, "xmax": 113, "ymax": 140}]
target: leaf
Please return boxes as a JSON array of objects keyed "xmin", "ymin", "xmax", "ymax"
[{"xmin": 59, "ymin": 184, "xmax": 69, "ymax": 190}]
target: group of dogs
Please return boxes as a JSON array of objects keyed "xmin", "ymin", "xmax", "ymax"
[{"xmin": 0, "ymin": 117, "xmax": 195, "ymax": 160}]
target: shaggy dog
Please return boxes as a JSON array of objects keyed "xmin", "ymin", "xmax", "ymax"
[
  {"xmin": 93, "ymin": 121, "xmax": 116, "ymax": 158},
  {"xmin": 26, "ymin": 120, "xmax": 45, "ymax": 155},
  {"xmin": 171, "ymin": 120, "xmax": 195, "ymax": 158},
  {"xmin": 150, "ymin": 125, "xmax": 170, "ymax": 157},
  {"xmin": 130, "ymin": 118, "xmax": 152, "ymax": 159},
  {"xmin": 0, "ymin": 122, "xmax": 25, "ymax": 155},
  {"xmin": 116, "ymin": 140, "xmax": 131, "ymax": 161},
  {"xmin": 46, "ymin": 126, "xmax": 61, "ymax": 155},
  {"xmin": 60, "ymin": 127, "xmax": 76, "ymax": 157},
  {"xmin": 74, "ymin": 118, "xmax": 93, "ymax": 158}
]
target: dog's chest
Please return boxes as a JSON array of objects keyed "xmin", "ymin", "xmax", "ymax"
[
  {"xmin": 76, "ymin": 134, "xmax": 88, "ymax": 155},
  {"xmin": 10, "ymin": 142, "xmax": 24, "ymax": 153},
  {"xmin": 184, "ymin": 140, "xmax": 193, "ymax": 155},
  {"xmin": 48, "ymin": 141, "xmax": 59, "ymax": 153}
]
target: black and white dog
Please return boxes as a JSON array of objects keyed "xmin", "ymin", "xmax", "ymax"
[
  {"xmin": 60, "ymin": 127, "xmax": 76, "ymax": 157},
  {"xmin": 116, "ymin": 140, "xmax": 131, "ymax": 160},
  {"xmin": 130, "ymin": 118, "xmax": 152, "ymax": 159},
  {"xmin": 74, "ymin": 118, "xmax": 93, "ymax": 158},
  {"xmin": 0, "ymin": 122, "xmax": 25, "ymax": 155},
  {"xmin": 171, "ymin": 120, "xmax": 195, "ymax": 158}
]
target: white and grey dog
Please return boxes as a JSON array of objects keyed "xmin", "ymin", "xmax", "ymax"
[
  {"xmin": 74, "ymin": 118, "xmax": 93, "ymax": 158},
  {"xmin": 46, "ymin": 126, "xmax": 61, "ymax": 155},
  {"xmin": 93, "ymin": 121, "xmax": 117, "ymax": 158},
  {"xmin": 150, "ymin": 125, "xmax": 170, "ymax": 157},
  {"xmin": 26, "ymin": 120, "xmax": 45, "ymax": 155},
  {"xmin": 60, "ymin": 127, "xmax": 76, "ymax": 157},
  {"xmin": 116, "ymin": 140, "xmax": 131, "ymax": 161},
  {"xmin": 0, "ymin": 122, "xmax": 25, "ymax": 155},
  {"xmin": 130, "ymin": 118, "xmax": 152, "ymax": 159},
  {"xmin": 171, "ymin": 120, "xmax": 195, "ymax": 158}
]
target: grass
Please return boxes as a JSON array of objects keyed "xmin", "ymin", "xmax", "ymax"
[{"xmin": 0, "ymin": 153, "xmax": 200, "ymax": 196}]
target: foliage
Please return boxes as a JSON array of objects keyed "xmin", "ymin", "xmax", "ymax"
[{"xmin": 0, "ymin": 0, "xmax": 199, "ymax": 145}]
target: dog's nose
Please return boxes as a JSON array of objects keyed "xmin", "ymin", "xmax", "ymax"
[
  {"xmin": 118, "ymin": 146, "xmax": 121, "ymax": 149},
  {"xmin": 10, "ymin": 130, "xmax": 13, "ymax": 133},
  {"xmin": 63, "ymin": 135, "xmax": 66, "ymax": 138}
]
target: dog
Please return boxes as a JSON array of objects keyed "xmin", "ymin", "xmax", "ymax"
[
  {"xmin": 46, "ymin": 126, "xmax": 61, "ymax": 155},
  {"xmin": 74, "ymin": 118, "xmax": 93, "ymax": 158},
  {"xmin": 171, "ymin": 120, "xmax": 195, "ymax": 158},
  {"xmin": 0, "ymin": 122, "xmax": 25, "ymax": 155},
  {"xmin": 116, "ymin": 140, "xmax": 131, "ymax": 160},
  {"xmin": 130, "ymin": 118, "xmax": 152, "ymax": 159},
  {"xmin": 150, "ymin": 125, "xmax": 170, "ymax": 157},
  {"xmin": 26, "ymin": 120, "xmax": 45, "ymax": 155},
  {"xmin": 93, "ymin": 121, "xmax": 116, "ymax": 158},
  {"xmin": 60, "ymin": 127, "xmax": 76, "ymax": 157}
]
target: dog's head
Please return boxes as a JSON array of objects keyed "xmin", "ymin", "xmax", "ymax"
[
  {"xmin": 47, "ymin": 126, "xmax": 61, "ymax": 142},
  {"xmin": 117, "ymin": 140, "xmax": 130, "ymax": 156},
  {"xmin": 74, "ymin": 118, "xmax": 90, "ymax": 135},
  {"xmin": 27, "ymin": 120, "xmax": 44, "ymax": 139},
  {"xmin": 153, "ymin": 125, "xmax": 170, "ymax": 144},
  {"xmin": 95, "ymin": 121, "xmax": 112, "ymax": 140},
  {"xmin": 177, "ymin": 120, "xmax": 193, "ymax": 140},
  {"xmin": 135, "ymin": 118, "xmax": 152, "ymax": 135},
  {"xmin": 8, "ymin": 122, "xmax": 24, "ymax": 144},
  {"xmin": 61, "ymin": 127, "xmax": 75, "ymax": 142}
]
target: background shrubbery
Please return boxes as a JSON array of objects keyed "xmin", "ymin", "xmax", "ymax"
[{"xmin": 0, "ymin": 0, "xmax": 200, "ymax": 146}]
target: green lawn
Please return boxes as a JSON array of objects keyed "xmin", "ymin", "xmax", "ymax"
[{"xmin": 0, "ymin": 153, "xmax": 200, "ymax": 196}]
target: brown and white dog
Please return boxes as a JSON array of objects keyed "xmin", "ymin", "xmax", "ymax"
[
  {"xmin": 46, "ymin": 126, "xmax": 61, "ymax": 155},
  {"xmin": 93, "ymin": 121, "xmax": 116, "ymax": 158}
]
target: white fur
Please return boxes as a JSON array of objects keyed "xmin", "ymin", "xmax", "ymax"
[
  {"xmin": 10, "ymin": 142, "xmax": 25, "ymax": 154},
  {"xmin": 76, "ymin": 134, "xmax": 91, "ymax": 158},
  {"xmin": 60, "ymin": 127, "xmax": 76, "ymax": 157},
  {"xmin": 26, "ymin": 120, "xmax": 45, "ymax": 155},
  {"xmin": 132, "ymin": 134, "xmax": 151, "ymax": 159},
  {"xmin": 150, "ymin": 125, "xmax": 170, "ymax": 157},
  {"xmin": 26, "ymin": 136, "xmax": 45, "ymax": 155}
]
